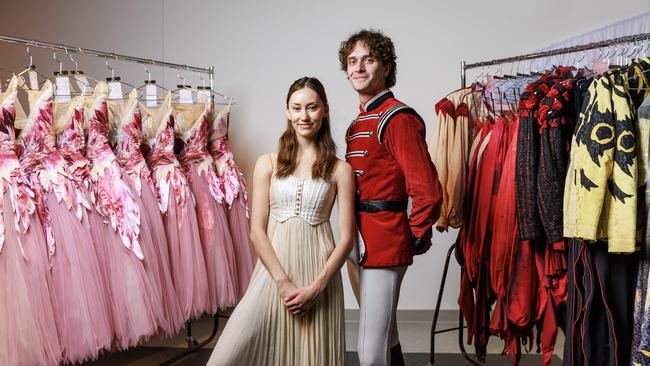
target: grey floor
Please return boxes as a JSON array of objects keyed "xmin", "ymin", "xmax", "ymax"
[{"xmin": 81, "ymin": 311, "xmax": 564, "ymax": 365}]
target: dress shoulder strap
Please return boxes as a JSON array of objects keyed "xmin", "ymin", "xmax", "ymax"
[{"xmin": 269, "ymin": 153, "xmax": 277, "ymax": 171}]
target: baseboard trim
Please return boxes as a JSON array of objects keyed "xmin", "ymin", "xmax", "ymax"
[{"xmin": 344, "ymin": 309, "xmax": 459, "ymax": 323}]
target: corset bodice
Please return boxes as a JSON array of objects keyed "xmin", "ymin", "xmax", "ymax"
[{"xmin": 269, "ymin": 174, "xmax": 336, "ymax": 225}]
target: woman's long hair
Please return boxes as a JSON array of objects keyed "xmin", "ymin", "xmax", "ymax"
[{"xmin": 276, "ymin": 77, "xmax": 337, "ymax": 179}]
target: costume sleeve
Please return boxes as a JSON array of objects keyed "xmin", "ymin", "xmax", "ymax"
[
  {"xmin": 446, "ymin": 100, "xmax": 470, "ymax": 229},
  {"xmin": 384, "ymin": 113, "xmax": 442, "ymax": 239},
  {"xmin": 430, "ymin": 99, "xmax": 451, "ymax": 231},
  {"xmin": 515, "ymin": 82, "xmax": 542, "ymax": 241}
]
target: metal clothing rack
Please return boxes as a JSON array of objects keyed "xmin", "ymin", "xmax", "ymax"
[
  {"xmin": 428, "ymin": 31, "xmax": 650, "ymax": 366},
  {"xmin": 0, "ymin": 34, "xmax": 225, "ymax": 366},
  {"xmin": 0, "ymin": 34, "xmax": 215, "ymax": 87}
]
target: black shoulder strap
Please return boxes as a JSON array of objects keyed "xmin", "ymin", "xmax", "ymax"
[{"xmin": 377, "ymin": 104, "xmax": 425, "ymax": 143}]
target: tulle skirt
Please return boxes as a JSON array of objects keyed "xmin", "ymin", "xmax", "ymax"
[
  {"xmin": 0, "ymin": 195, "xmax": 62, "ymax": 366},
  {"xmin": 45, "ymin": 191, "xmax": 113, "ymax": 363},
  {"xmin": 186, "ymin": 166, "xmax": 238, "ymax": 313},
  {"xmin": 227, "ymin": 193, "xmax": 257, "ymax": 299},
  {"xmin": 88, "ymin": 205, "xmax": 160, "ymax": 350},
  {"xmin": 133, "ymin": 179, "xmax": 184, "ymax": 335},
  {"xmin": 207, "ymin": 217, "xmax": 344, "ymax": 366},
  {"xmin": 161, "ymin": 183, "xmax": 210, "ymax": 320}
]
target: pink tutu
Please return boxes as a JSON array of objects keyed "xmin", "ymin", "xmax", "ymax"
[
  {"xmin": 44, "ymin": 192, "xmax": 113, "ymax": 361},
  {"xmin": 186, "ymin": 167, "xmax": 238, "ymax": 311},
  {"xmin": 131, "ymin": 179, "xmax": 187, "ymax": 332},
  {"xmin": 0, "ymin": 76, "xmax": 62, "ymax": 366},
  {"xmin": 208, "ymin": 106, "xmax": 256, "ymax": 299},
  {"xmin": 16, "ymin": 80, "xmax": 113, "ymax": 363},
  {"xmin": 0, "ymin": 197, "xmax": 61, "ymax": 366},
  {"xmin": 227, "ymin": 194, "xmax": 256, "ymax": 298},
  {"xmin": 108, "ymin": 93, "xmax": 182, "ymax": 335},
  {"xmin": 142, "ymin": 97, "xmax": 210, "ymax": 320},
  {"xmin": 85, "ymin": 83, "xmax": 161, "ymax": 349},
  {"xmin": 162, "ymin": 182, "xmax": 210, "ymax": 319},
  {"xmin": 175, "ymin": 101, "xmax": 238, "ymax": 312},
  {"xmin": 87, "ymin": 206, "xmax": 158, "ymax": 349}
]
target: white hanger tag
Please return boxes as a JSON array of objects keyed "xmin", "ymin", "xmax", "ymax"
[
  {"xmin": 28, "ymin": 70, "xmax": 39, "ymax": 90},
  {"xmin": 55, "ymin": 76, "xmax": 71, "ymax": 102},
  {"xmin": 146, "ymin": 84, "xmax": 158, "ymax": 107},
  {"xmin": 108, "ymin": 81, "xmax": 123, "ymax": 100},
  {"xmin": 197, "ymin": 89, "xmax": 210, "ymax": 101},
  {"xmin": 179, "ymin": 89, "xmax": 193, "ymax": 104},
  {"xmin": 73, "ymin": 74, "xmax": 93, "ymax": 95}
]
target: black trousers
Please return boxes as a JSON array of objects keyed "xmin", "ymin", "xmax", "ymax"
[{"xmin": 563, "ymin": 240, "xmax": 638, "ymax": 366}]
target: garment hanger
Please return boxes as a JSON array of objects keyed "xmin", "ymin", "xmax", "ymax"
[
  {"xmin": 481, "ymin": 75, "xmax": 499, "ymax": 118},
  {"xmin": 624, "ymin": 42, "xmax": 636, "ymax": 65},
  {"xmin": 575, "ymin": 51, "xmax": 588, "ymax": 71},
  {"xmin": 601, "ymin": 45, "xmax": 612, "ymax": 63},
  {"xmin": 587, "ymin": 45, "xmax": 616, "ymax": 76},
  {"xmin": 104, "ymin": 56, "xmax": 138, "ymax": 100},
  {"xmin": 474, "ymin": 66, "xmax": 489, "ymax": 85},
  {"xmin": 492, "ymin": 62, "xmax": 517, "ymax": 94},
  {"xmin": 623, "ymin": 42, "xmax": 637, "ymax": 66},
  {"xmin": 66, "ymin": 47, "xmax": 100, "ymax": 95},
  {"xmin": 15, "ymin": 45, "xmax": 49, "ymax": 90},
  {"xmin": 47, "ymin": 49, "xmax": 84, "ymax": 99},
  {"xmin": 625, "ymin": 56, "xmax": 650, "ymax": 91},
  {"xmin": 638, "ymin": 39, "xmax": 650, "ymax": 58},
  {"xmin": 616, "ymin": 43, "xmax": 628, "ymax": 67},
  {"xmin": 482, "ymin": 64, "xmax": 501, "ymax": 113},
  {"xmin": 136, "ymin": 64, "xmax": 169, "ymax": 105},
  {"xmin": 500, "ymin": 61, "xmax": 518, "ymax": 79},
  {"xmin": 515, "ymin": 58, "xmax": 532, "ymax": 78},
  {"xmin": 605, "ymin": 43, "xmax": 639, "ymax": 76},
  {"xmin": 171, "ymin": 67, "xmax": 198, "ymax": 104},
  {"xmin": 608, "ymin": 44, "xmax": 622, "ymax": 68},
  {"xmin": 468, "ymin": 66, "xmax": 494, "ymax": 120},
  {"xmin": 596, "ymin": 45, "xmax": 606, "ymax": 61},
  {"xmin": 490, "ymin": 62, "xmax": 520, "ymax": 113},
  {"xmin": 499, "ymin": 60, "xmax": 536, "ymax": 101},
  {"xmin": 632, "ymin": 40, "xmax": 642, "ymax": 58},
  {"xmin": 195, "ymin": 71, "xmax": 236, "ymax": 106}
]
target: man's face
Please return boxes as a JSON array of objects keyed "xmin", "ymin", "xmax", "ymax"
[{"xmin": 346, "ymin": 41, "xmax": 388, "ymax": 96}]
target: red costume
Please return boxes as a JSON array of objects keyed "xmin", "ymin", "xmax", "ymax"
[{"xmin": 345, "ymin": 90, "xmax": 442, "ymax": 267}]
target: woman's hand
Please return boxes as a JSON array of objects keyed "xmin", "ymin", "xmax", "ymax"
[
  {"xmin": 277, "ymin": 278, "xmax": 298, "ymax": 302},
  {"xmin": 283, "ymin": 280, "xmax": 325, "ymax": 316}
]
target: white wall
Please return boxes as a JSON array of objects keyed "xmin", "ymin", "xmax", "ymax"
[{"xmin": 1, "ymin": 0, "xmax": 648, "ymax": 310}]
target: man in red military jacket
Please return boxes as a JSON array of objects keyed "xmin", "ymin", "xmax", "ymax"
[{"xmin": 339, "ymin": 30, "xmax": 442, "ymax": 366}]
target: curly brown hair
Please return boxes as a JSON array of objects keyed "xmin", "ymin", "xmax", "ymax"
[
  {"xmin": 338, "ymin": 29, "xmax": 397, "ymax": 88},
  {"xmin": 276, "ymin": 77, "xmax": 337, "ymax": 180}
]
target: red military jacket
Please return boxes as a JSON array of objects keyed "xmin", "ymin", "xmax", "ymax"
[{"xmin": 346, "ymin": 90, "xmax": 442, "ymax": 267}]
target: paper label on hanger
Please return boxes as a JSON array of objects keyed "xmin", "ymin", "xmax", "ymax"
[
  {"xmin": 592, "ymin": 60, "xmax": 609, "ymax": 75},
  {"xmin": 108, "ymin": 81, "xmax": 123, "ymax": 100},
  {"xmin": 197, "ymin": 89, "xmax": 211, "ymax": 102},
  {"xmin": 145, "ymin": 84, "xmax": 158, "ymax": 107},
  {"xmin": 73, "ymin": 74, "xmax": 93, "ymax": 95},
  {"xmin": 179, "ymin": 89, "xmax": 193, "ymax": 104},
  {"xmin": 28, "ymin": 70, "xmax": 39, "ymax": 90},
  {"xmin": 55, "ymin": 76, "xmax": 71, "ymax": 102}
]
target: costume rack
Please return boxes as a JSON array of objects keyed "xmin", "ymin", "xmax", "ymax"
[
  {"xmin": 0, "ymin": 34, "xmax": 229, "ymax": 366},
  {"xmin": 428, "ymin": 31, "xmax": 650, "ymax": 366}
]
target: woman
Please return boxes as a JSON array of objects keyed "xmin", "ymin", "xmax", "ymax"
[{"xmin": 206, "ymin": 77, "xmax": 355, "ymax": 365}]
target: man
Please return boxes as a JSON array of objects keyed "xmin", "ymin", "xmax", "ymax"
[{"xmin": 339, "ymin": 29, "xmax": 442, "ymax": 366}]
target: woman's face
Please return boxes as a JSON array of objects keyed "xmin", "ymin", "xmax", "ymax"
[{"xmin": 286, "ymin": 87, "xmax": 328, "ymax": 139}]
